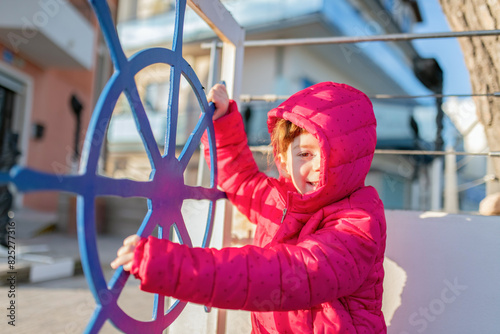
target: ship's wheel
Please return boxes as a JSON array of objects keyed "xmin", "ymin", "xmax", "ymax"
[{"xmin": 0, "ymin": 0, "xmax": 225, "ymax": 332}]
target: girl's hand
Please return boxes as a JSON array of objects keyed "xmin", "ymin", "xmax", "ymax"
[
  {"xmin": 110, "ymin": 234, "xmax": 141, "ymax": 272},
  {"xmin": 207, "ymin": 83, "xmax": 229, "ymax": 120}
]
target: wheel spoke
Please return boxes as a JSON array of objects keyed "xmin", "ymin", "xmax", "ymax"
[
  {"xmin": 153, "ymin": 294, "xmax": 165, "ymax": 320},
  {"xmin": 171, "ymin": 211, "xmax": 192, "ymax": 247},
  {"xmin": 178, "ymin": 112, "xmax": 210, "ymax": 169},
  {"xmin": 135, "ymin": 200, "xmax": 156, "ymax": 237},
  {"xmin": 125, "ymin": 80, "xmax": 162, "ymax": 167},
  {"xmin": 108, "ymin": 267, "xmax": 130, "ymax": 298},
  {"xmin": 95, "ymin": 175, "xmax": 152, "ymax": 198},
  {"xmin": 9, "ymin": 167, "xmax": 84, "ymax": 194},
  {"xmin": 89, "ymin": 0, "xmax": 128, "ymax": 71},
  {"xmin": 184, "ymin": 184, "xmax": 226, "ymax": 201},
  {"xmin": 172, "ymin": 0, "xmax": 186, "ymax": 53},
  {"xmin": 84, "ymin": 305, "xmax": 107, "ymax": 334},
  {"xmin": 165, "ymin": 299, "xmax": 186, "ymax": 319},
  {"xmin": 165, "ymin": 67, "xmax": 182, "ymax": 157}
]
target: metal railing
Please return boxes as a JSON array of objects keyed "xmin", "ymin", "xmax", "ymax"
[
  {"xmin": 202, "ymin": 29, "xmax": 500, "ymax": 48},
  {"xmin": 239, "ymin": 92, "xmax": 500, "ymax": 102},
  {"xmin": 202, "ymin": 26, "xmax": 500, "ymax": 213}
]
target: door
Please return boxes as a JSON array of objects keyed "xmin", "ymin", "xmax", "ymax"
[
  {"xmin": 0, "ymin": 85, "xmax": 17, "ymax": 167},
  {"xmin": 0, "ymin": 85, "xmax": 18, "ymax": 246}
]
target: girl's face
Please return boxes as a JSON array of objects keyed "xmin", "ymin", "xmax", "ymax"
[{"xmin": 280, "ymin": 132, "xmax": 321, "ymax": 194}]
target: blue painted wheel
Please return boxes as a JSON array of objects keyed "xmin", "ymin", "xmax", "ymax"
[
  {"xmin": 0, "ymin": 0, "xmax": 225, "ymax": 333},
  {"xmin": 81, "ymin": 1, "xmax": 226, "ymax": 332}
]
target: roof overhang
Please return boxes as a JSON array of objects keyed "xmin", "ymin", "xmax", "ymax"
[{"xmin": 0, "ymin": 0, "xmax": 95, "ymax": 69}]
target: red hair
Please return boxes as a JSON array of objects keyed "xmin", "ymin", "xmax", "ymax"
[{"xmin": 270, "ymin": 118, "xmax": 307, "ymax": 159}]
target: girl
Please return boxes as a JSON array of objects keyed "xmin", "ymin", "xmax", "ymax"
[{"xmin": 112, "ymin": 82, "xmax": 387, "ymax": 333}]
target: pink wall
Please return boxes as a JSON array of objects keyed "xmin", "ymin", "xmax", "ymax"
[
  {"xmin": 23, "ymin": 66, "xmax": 96, "ymax": 212},
  {"xmin": 0, "ymin": 40, "xmax": 97, "ymax": 213},
  {"xmin": 2, "ymin": 0, "xmax": 118, "ymax": 213}
]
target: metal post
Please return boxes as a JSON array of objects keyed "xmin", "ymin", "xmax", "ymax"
[
  {"xmin": 186, "ymin": 3, "xmax": 245, "ymax": 333},
  {"xmin": 431, "ymin": 157, "xmax": 443, "ymax": 211},
  {"xmin": 197, "ymin": 40, "xmax": 220, "ymax": 187},
  {"xmin": 444, "ymin": 146, "xmax": 459, "ymax": 213},
  {"xmin": 207, "ymin": 39, "xmax": 220, "ymax": 89}
]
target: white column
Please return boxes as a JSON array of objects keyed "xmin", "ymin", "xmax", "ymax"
[
  {"xmin": 185, "ymin": 2, "xmax": 246, "ymax": 334},
  {"xmin": 430, "ymin": 157, "xmax": 443, "ymax": 211},
  {"xmin": 444, "ymin": 147, "xmax": 459, "ymax": 213}
]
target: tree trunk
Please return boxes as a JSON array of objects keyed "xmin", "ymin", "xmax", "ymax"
[{"xmin": 438, "ymin": 0, "xmax": 500, "ymax": 194}]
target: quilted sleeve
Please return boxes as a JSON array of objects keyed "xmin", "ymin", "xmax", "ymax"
[
  {"xmin": 131, "ymin": 208, "xmax": 384, "ymax": 311},
  {"xmin": 201, "ymin": 100, "xmax": 271, "ymax": 223}
]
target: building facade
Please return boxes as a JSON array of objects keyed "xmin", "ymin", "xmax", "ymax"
[
  {"xmin": 0, "ymin": 0, "xmax": 117, "ymax": 220},
  {"xmin": 112, "ymin": 0, "xmax": 443, "ymax": 217}
]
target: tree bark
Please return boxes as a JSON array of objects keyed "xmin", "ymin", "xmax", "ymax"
[{"xmin": 438, "ymin": 0, "xmax": 500, "ymax": 193}]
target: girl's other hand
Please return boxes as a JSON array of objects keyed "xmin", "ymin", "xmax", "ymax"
[
  {"xmin": 110, "ymin": 234, "xmax": 141, "ymax": 272},
  {"xmin": 207, "ymin": 82, "xmax": 229, "ymax": 120}
]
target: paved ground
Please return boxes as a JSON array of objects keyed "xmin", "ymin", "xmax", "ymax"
[
  {"xmin": 0, "ymin": 223, "xmax": 251, "ymax": 334},
  {"xmin": 0, "ymin": 229, "xmax": 138, "ymax": 334},
  {"xmin": 0, "ymin": 211, "xmax": 137, "ymax": 334},
  {"xmin": 0, "ymin": 264, "xmax": 159, "ymax": 333}
]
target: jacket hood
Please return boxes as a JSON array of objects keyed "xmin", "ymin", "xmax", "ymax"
[{"xmin": 267, "ymin": 82, "xmax": 377, "ymax": 212}]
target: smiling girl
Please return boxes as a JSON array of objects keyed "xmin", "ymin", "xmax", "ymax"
[{"xmin": 112, "ymin": 82, "xmax": 387, "ymax": 333}]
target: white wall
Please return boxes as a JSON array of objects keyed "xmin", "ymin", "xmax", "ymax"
[
  {"xmin": 224, "ymin": 210, "xmax": 500, "ymax": 333},
  {"xmin": 240, "ymin": 47, "xmax": 277, "ymax": 95},
  {"xmin": 282, "ymin": 46, "xmax": 353, "ymax": 90},
  {"xmin": 0, "ymin": 0, "xmax": 95, "ymax": 69},
  {"xmin": 168, "ymin": 209, "xmax": 500, "ymax": 333},
  {"xmin": 383, "ymin": 210, "xmax": 500, "ymax": 333},
  {"xmin": 240, "ymin": 46, "xmax": 357, "ymax": 97}
]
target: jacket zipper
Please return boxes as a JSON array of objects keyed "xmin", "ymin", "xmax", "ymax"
[{"xmin": 280, "ymin": 208, "xmax": 287, "ymax": 224}]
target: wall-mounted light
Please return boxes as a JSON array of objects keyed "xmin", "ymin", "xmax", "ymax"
[{"xmin": 31, "ymin": 122, "xmax": 45, "ymax": 140}]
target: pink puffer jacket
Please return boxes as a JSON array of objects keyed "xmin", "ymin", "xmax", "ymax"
[{"xmin": 131, "ymin": 82, "xmax": 387, "ymax": 333}]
